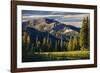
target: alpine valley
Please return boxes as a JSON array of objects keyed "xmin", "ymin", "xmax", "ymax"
[{"xmin": 22, "ymin": 16, "xmax": 90, "ymax": 62}]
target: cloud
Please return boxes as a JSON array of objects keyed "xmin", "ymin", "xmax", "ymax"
[
  {"xmin": 63, "ymin": 14, "xmax": 89, "ymax": 19},
  {"xmin": 22, "ymin": 15, "xmax": 63, "ymax": 19},
  {"xmin": 22, "ymin": 11, "xmax": 89, "ymax": 28},
  {"xmin": 22, "ymin": 10, "xmax": 88, "ymax": 16},
  {"xmin": 62, "ymin": 22, "xmax": 82, "ymax": 28}
]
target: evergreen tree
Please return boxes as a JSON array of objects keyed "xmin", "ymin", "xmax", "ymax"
[
  {"xmin": 57, "ymin": 40, "xmax": 60, "ymax": 51},
  {"xmin": 37, "ymin": 41, "xmax": 41, "ymax": 52},
  {"xmin": 36, "ymin": 35, "xmax": 38, "ymax": 46},
  {"xmin": 63, "ymin": 41, "xmax": 67, "ymax": 51},
  {"xmin": 32, "ymin": 43, "xmax": 35, "ymax": 52},
  {"xmin": 49, "ymin": 39, "xmax": 52, "ymax": 51},
  {"xmin": 60, "ymin": 35, "xmax": 63, "ymax": 50},
  {"xmin": 47, "ymin": 33, "xmax": 50, "ymax": 51},
  {"xmin": 43, "ymin": 37, "xmax": 47, "ymax": 51},
  {"xmin": 87, "ymin": 17, "xmax": 90, "ymax": 50},
  {"xmin": 79, "ymin": 17, "xmax": 89, "ymax": 50},
  {"xmin": 55, "ymin": 40, "xmax": 58, "ymax": 51},
  {"xmin": 73, "ymin": 36, "xmax": 79, "ymax": 50},
  {"xmin": 68, "ymin": 36, "xmax": 73, "ymax": 51},
  {"xmin": 22, "ymin": 32, "xmax": 30, "ymax": 56}
]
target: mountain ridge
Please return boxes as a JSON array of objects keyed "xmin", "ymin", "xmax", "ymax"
[{"xmin": 22, "ymin": 18, "xmax": 80, "ymax": 42}]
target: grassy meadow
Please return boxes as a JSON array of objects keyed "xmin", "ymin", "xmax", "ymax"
[{"xmin": 22, "ymin": 51, "xmax": 90, "ymax": 62}]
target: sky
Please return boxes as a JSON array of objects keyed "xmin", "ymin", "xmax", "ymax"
[{"xmin": 22, "ymin": 10, "xmax": 89, "ymax": 28}]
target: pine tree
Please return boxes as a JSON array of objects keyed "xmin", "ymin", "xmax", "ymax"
[
  {"xmin": 73, "ymin": 36, "xmax": 79, "ymax": 50},
  {"xmin": 87, "ymin": 17, "xmax": 90, "ymax": 50},
  {"xmin": 32, "ymin": 43, "xmax": 35, "ymax": 52},
  {"xmin": 36, "ymin": 35, "xmax": 38, "ymax": 48},
  {"xmin": 60, "ymin": 35, "xmax": 63, "ymax": 50},
  {"xmin": 47, "ymin": 33, "xmax": 49, "ymax": 51},
  {"xmin": 79, "ymin": 17, "xmax": 89, "ymax": 50},
  {"xmin": 49, "ymin": 39, "xmax": 52, "ymax": 51},
  {"xmin": 63, "ymin": 41, "xmax": 67, "ymax": 51},
  {"xmin": 68, "ymin": 36, "xmax": 73, "ymax": 51},
  {"xmin": 37, "ymin": 41, "xmax": 41, "ymax": 52},
  {"xmin": 43, "ymin": 37, "xmax": 47, "ymax": 51},
  {"xmin": 22, "ymin": 32, "xmax": 28, "ymax": 47},
  {"xmin": 22, "ymin": 32, "xmax": 30, "ymax": 56},
  {"xmin": 65, "ymin": 41, "xmax": 68, "ymax": 51},
  {"xmin": 57, "ymin": 40, "xmax": 60, "ymax": 51},
  {"xmin": 55, "ymin": 40, "xmax": 57, "ymax": 51}
]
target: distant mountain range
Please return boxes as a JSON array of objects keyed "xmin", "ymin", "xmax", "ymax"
[{"xmin": 22, "ymin": 18, "xmax": 80, "ymax": 42}]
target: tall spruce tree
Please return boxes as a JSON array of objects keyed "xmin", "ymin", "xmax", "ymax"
[
  {"xmin": 87, "ymin": 17, "xmax": 90, "ymax": 50},
  {"xmin": 79, "ymin": 17, "xmax": 89, "ymax": 50}
]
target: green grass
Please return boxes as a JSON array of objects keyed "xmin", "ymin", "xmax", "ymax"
[
  {"xmin": 23, "ymin": 51, "xmax": 90, "ymax": 62},
  {"xmin": 34, "ymin": 51, "xmax": 90, "ymax": 60}
]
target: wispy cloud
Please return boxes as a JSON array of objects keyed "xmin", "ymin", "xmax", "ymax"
[
  {"xmin": 22, "ymin": 10, "xmax": 86, "ymax": 16},
  {"xmin": 23, "ymin": 15, "xmax": 62, "ymax": 19},
  {"xmin": 22, "ymin": 10, "xmax": 89, "ymax": 27}
]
